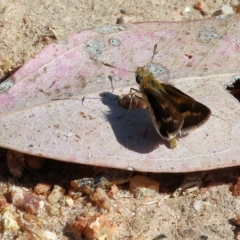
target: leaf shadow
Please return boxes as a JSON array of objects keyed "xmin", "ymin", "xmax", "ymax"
[{"xmin": 100, "ymin": 92, "xmax": 167, "ymax": 153}]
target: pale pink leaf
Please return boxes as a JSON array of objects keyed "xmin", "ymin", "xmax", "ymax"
[{"xmin": 0, "ymin": 15, "xmax": 239, "ymax": 172}]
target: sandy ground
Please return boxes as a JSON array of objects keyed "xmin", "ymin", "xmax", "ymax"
[{"xmin": 0, "ymin": 1, "xmax": 240, "ymax": 239}]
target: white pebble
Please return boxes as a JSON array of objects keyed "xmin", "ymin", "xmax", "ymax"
[{"xmin": 193, "ymin": 200, "xmax": 202, "ymax": 211}]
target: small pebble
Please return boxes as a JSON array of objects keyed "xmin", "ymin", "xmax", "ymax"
[
  {"xmin": 60, "ymin": 207, "xmax": 68, "ymax": 217},
  {"xmin": 45, "ymin": 203, "xmax": 60, "ymax": 216},
  {"xmin": 34, "ymin": 183, "xmax": 52, "ymax": 195},
  {"xmin": 0, "ymin": 194, "xmax": 9, "ymax": 210},
  {"xmin": 194, "ymin": 2, "xmax": 204, "ymax": 11},
  {"xmin": 130, "ymin": 175, "xmax": 160, "ymax": 198},
  {"xmin": 47, "ymin": 185, "xmax": 65, "ymax": 204},
  {"xmin": 16, "ymin": 230, "xmax": 34, "ymax": 240},
  {"xmin": 16, "ymin": 226, "xmax": 57, "ymax": 240},
  {"xmin": 65, "ymin": 196, "xmax": 74, "ymax": 207},
  {"xmin": 44, "ymin": 230, "xmax": 58, "ymax": 240},
  {"xmin": 0, "ymin": 208, "xmax": 20, "ymax": 233},
  {"xmin": 23, "ymin": 213, "xmax": 41, "ymax": 224},
  {"xmin": 181, "ymin": 6, "xmax": 191, "ymax": 15},
  {"xmin": 221, "ymin": 5, "xmax": 235, "ymax": 15},
  {"xmin": 233, "ymin": 214, "xmax": 240, "ymax": 226},
  {"xmin": 193, "ymin": 200, "xmax": 202, "ymax": 211},
  {"xmin": 89, "ymin": 188, "xmax": 111, "ymax": 209},
  {"xmin": 11, "ymin": 187, "xmax": 42, "ymax": 214},
  {"xmin": 83, "ymin": 214, "xmax": 117, "ymax": 239},
  {"xmin": 107, "ymin": 185, "xmax": 118, "ymax": 198},
  {"xmin": 1, "ymin": 59, "xmax": 13, "ymax": 72},
  {"xmin": 69, "ymin": 216, "xmax": 88, "ymax": 238}
]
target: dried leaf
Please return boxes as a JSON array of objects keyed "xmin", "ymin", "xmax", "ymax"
[{"xmin": 0, "ymin": 15, "xmax": 239, "ymax": 172}]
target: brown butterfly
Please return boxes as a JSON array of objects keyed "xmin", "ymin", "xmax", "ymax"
[
  {"xmin": 134, "ymin": 44, "xmax": 211, "ymax": 148},
  {"xmin": 106, "ymin": 44, "xmax": 211, "ymax": 148}
]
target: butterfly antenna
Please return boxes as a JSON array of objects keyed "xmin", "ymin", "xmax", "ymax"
[
  {"xmin": 150, "ymin": 44, "xmax": 158, "ymax": 66},
  {"xmin": 143, "ymin": 44, "xmax": 158, "ymax": 69},
  {"xmin": 108, "ymin": 75, "xmax": 114, "ymax": 92},
  {"xmin": 103, "ymin": 63, "xmax": 134, "ymax": 73}
]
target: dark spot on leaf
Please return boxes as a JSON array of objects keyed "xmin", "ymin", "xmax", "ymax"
[
  {"xmin": 54, "ymin": 89, "xmax": 60, "ymax": 94},
  {"xmin": 64, "ymin": 84, "xmax": 70, "ymax": 90},
  {"xmin": 77, "ymin": 76, "xmax": 86, "ymax": 88},
  {"xmin": 85, "ymin": 38, "xmax": 106, "ymax": 59},
  {"xmin": 45, "ymin": 92, "xmax": 52, "ymax": 96},
  {"xmin": 79, "ymin": 111, "xmax": 86, "ymax": 118},
  {"xmin": 108, "ymin": 38, "xmax": 122, "ymax": 46},
  {"xmin": 149, "ymin": 64, "xmax": 169, "ymax": 77},
  {"xmin": 198, "ymin": 27, "xmax": 221, "ymax": 43},
  {"xmin": 49, "ymin": 81, "xmax": 56, "ymax": 89},
  {"xmin": 184, "ymin": 54, "xmax": 193, "ymax": 59}
]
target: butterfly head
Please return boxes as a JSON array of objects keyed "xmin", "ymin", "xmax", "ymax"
[{"xmin": 136, "ymin": 67, "xmax": 153, "ymax": 84}]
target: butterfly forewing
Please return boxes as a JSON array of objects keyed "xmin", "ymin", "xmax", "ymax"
[{"xmin": 139, "ymin": 75, "xmax": 184, "ymax": 140}]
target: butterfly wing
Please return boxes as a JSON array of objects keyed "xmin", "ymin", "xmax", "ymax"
[
  {"xmin": 162, "ymin": 84, "xmax": 211, "ymax": 132},
  {"xmin": 137, "ymin": 68, "xmax": 211, "ymax": 140},
  {"xmin": 142, "ymin": 87, "xmax": 184, "ymax": 140}
]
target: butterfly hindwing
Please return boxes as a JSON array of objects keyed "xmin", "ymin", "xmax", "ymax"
[{"xmin": 162, "ymin": 84, "xmax": 211, "ymax": 131}]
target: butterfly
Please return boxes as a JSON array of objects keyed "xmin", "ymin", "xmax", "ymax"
[
  {"xmin": 105, "ymin": 44, "xmax": 211, "ymax": 148},
  {"xmin": 134, "ymin": 44, "xmax": 211, "ymax": 148}
]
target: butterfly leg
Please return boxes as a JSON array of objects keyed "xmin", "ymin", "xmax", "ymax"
[
  {"xmin": 117, "ymin": 92, "xmax": 146, "ymax": 119},
  {"xmin": 118, "ymin": 88, "xmax": 147, "ymax": 111}
]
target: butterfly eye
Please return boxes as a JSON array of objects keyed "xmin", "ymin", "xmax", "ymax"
[{"xmin": 136, "ymin": 75, "xmax": 142, "ymax": 84}]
